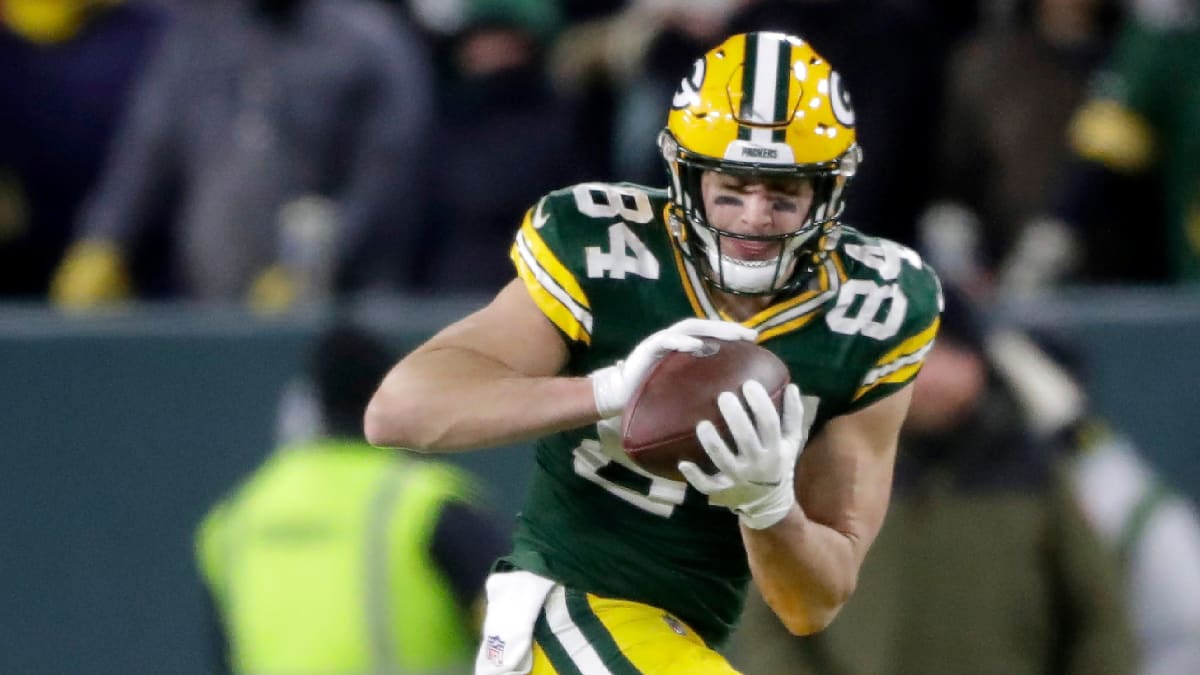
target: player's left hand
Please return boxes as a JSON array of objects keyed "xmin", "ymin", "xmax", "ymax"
[{"xmin": 679, "ymin": 381, "xmax": 806, "ymax": 529}]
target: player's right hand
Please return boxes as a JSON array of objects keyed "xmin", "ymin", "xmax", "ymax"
[
  {"xmin": 50, "ymin": 240, "xmax": 131, "ymax": 310},
  {"xmin": 588, "ymin": 318, "xmax": 757, "ymax": 418}
]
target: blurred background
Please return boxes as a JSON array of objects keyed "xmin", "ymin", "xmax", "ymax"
[{"xmin": 2, "ymin": 0, "xmax": 1199, "ymax": 673}]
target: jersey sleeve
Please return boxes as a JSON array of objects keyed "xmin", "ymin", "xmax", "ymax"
[
  {"xmin": 846, "ymin": 257, "xmax": 943, "ymax": 412},
  {"xmin": 509, "ymin": 190, "xmax": 596, "ymax": 347}
]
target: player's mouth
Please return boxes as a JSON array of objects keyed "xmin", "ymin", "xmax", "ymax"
[{"xmin": 723, "ymin": 239, "xmax": 780, "ymax": 261}]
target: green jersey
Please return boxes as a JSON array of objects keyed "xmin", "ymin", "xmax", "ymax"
[{"xmin": 503, "ymin": 181, "xmax": 942, "ymax": 647}]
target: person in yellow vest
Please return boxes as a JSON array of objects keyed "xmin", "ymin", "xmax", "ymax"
[{"xmin": 196, "ymin": 323, "xmax": 508, "ymax": 674}]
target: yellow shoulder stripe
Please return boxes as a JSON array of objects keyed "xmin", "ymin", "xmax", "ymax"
[
  {"xmin": 511, "ymin": 245, "xmax": 592, "ymax": 345},
  {"xmin": 752, "ymin": 258, "xmax": 842, "ymax": 342},
  {"xmin": 509, "ymin": 208, "xmax": 593, "ymax": 344},
  {"xmin": 853, "ymin": 317, "xmax": 940, "ymax": 401},
  {"xmin": 744, "ymin": 260, "xmax": 829, "ymax": 329},
  {"xmin": 519, "ymin": 212, "xmax": 590, "ymax": 309},
  {"xmin": 853, "ymin": 362, "xmax": 924, "ymax": 402},
  {"xmin": 876, "ymin": 316, "xmax": 940, "ymax": 368},
  {"xmin": 757, "ymin": 313, "xmax": 821, "ymax": 343}
]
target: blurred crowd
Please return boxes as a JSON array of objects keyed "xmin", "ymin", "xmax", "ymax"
[
  {"xmin": 4, "ymin": 1, "xmax": 1199, "ymax": 673},
  {"xmin": 729, "ymin": 281, "xmax": 1200, "ymax": 675},
  {"xmin": 1, "ymin": 0, "xmax": 1198, "ymax": 312}
]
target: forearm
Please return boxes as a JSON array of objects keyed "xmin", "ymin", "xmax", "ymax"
[
  {"xmin": 742, "ymin": 505, "xmax": 863, "ymax": 635},
  {"xmin": 364, "ymin": 344, "xmax": 598, "ymax": 452},
  {"xmin": 741, "ymin": 389, "xmax": 910, "ymax": 634}
]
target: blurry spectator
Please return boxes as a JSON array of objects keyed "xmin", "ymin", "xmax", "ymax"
[
  {"xmin": 726, "ymin": 0, "xmax": 955, "ymax": 248},
  {"xmin": 412, "ymin": 0, "xmax": 595, "ymax": 292},
  {"xmin": 0, "ymin": 0, "xmax": 166, "ymax": 297},
  {"xmin": 51, "ymin": 0, "xmax": 435, "ymax": 310},
  {"xmin": 196, "ymin": 322, "xmax": 508, "ymax": 674},
  {"xmin": 542, "ymin": 0, "xmax": 742, "ymax": 185},
  {"xmin": 558, "ymin": 0, "xmax": 629, "ymax": 23},
  {"xmin": 618, "ymin": 1, "xmax": 743, "ymax": 184},
  {"xmin": 543, "ymin": 0, "xmax": 656, "ymax": 182},
  {"xmin": 1037, "ymin": 1, "xmax": 1200, "ymax": 286},
  {"xmin": 920, "ymin": 0, "xmax": 1124, "ymax": 293},
  {"xmin": 990, "ymin": 328, "xmax": 1200, "ymax": 675},
  {"xmin": 897, "ymin": 0, "xmax": 984, "ymax": 42},
  {"xmin": 727, "ymin": 283, "xmax": 1136, "ymax": 675}
]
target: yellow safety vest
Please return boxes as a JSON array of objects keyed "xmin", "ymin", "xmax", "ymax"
[{"xmin": 196, "ymin": 440, "xmax": 478, "ymax": 674}]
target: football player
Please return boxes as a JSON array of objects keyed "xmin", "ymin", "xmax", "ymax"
[{"xmin": 367, "ymin": 31, "xmax": 942, "ymax": 674}]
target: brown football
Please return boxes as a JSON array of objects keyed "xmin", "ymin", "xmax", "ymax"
[{"xmin": 620, "ymin": 337, "xmax": 790, "ymax": 481}]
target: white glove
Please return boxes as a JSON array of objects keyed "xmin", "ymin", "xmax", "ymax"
[
  {"xmin": 589, "ymin": 318, "xmax": 757, "ymax": 418},
  {"xmin": 588, "ymin": 414, "xmax": 640, "ymax": 469},
  {"xmin": 679, "ymin": 381, "xmax": 807, "ymax": 530}
]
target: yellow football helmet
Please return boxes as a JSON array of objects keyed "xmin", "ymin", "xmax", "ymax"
[{"xmin": 659, "ymin": 31, "xmax": 862, "ymax": 295}]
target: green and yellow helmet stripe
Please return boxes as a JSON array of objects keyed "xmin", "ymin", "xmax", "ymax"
[
  {"xmin": 771, "ymin": 38, "xmax": 792, "ymax": 143},
  {"xmin": 737, "ymin": 32, "xmax": 794, "ymax": 144},
  {"xmin": 736, "ymin": 34, "xmax": 758, "ymax": 142},
  {"xmin": 666, "ymin": 31, "xmax": 856, "ymax": 167}
]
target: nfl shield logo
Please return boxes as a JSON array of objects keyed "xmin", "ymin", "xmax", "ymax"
[
  {"xmin": 486, "ymin": 635, "xmax": 506, "ymax": 665},
  {"xmin": 662, "ymin": 614, "xmax": 687, "ymax": 636}
]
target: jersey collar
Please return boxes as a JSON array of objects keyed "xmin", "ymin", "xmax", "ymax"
[{"xmin": 669, "ymin": 229, "xmax": 846, "ymax": 342}]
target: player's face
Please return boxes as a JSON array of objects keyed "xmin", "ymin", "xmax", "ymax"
[{"xmin": 700, "ymin": 172, "xmax": 815, "ymax": 261}]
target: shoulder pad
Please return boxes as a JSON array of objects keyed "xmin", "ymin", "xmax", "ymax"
[
  {"xmin": 827, "ymin": 230, "xmax": 943, "ymax": 408},
  {"xmin": 510, "ymin": 182, "xmax": 670, "ymax": 346}
]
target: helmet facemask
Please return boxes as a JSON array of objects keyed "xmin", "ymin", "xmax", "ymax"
[{"xmin": 661, "ymin": 129, "xmax": 860, "ymax": 296}]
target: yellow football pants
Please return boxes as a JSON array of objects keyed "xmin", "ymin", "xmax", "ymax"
[{"xmin": 529, "ymin": 586, "xmax": 742, "ymax": 674}]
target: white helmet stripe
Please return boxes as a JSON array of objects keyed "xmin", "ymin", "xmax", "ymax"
[{"xmin": 749, "ymin": 32, "xmax": 783, "ymax": 145}]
